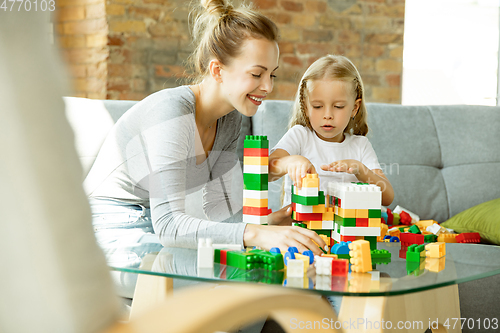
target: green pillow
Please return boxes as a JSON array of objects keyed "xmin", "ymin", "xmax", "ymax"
[{"xmin": 441, "ymin": 198, "xmax": 500, "ymax": 245}]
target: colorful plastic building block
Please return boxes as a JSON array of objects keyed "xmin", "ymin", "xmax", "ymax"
[
  {"xmin": 286, "ymin": 259, "xmax": 305, "ymax": 277},
  {"xmin": 331, "ymin": 258, "xmax": 349, "ymax": 276},
  {"xmin": 437, "ymin": 233, "xmax": 458, "ymax": 243},
  {"xmin": 406, "ymin": 244, "xmax": 425, "ymax": 262},
  {"xmin": 400, "ymin": 232, "xmax": 424, "ymax": 246},
  {"xmin": 456, "ymin": 232, "xmax": 480, "ymax": 243},
  {"xmin": 348, "ymin": 240, "xmax": 372, "ymax": 273},
  {"xmin": 197, "ymin": 238, "xmax": 214, "ymax": 268},
  {"xmin": 408, "ymin": 224, "xmax": 421, "ymax": 234},
  {"xmin": 399, "ymin": 211, "xmax": 412, "ymax": 225},
  {"xmin": 316, "ymin": 256, "xmax": 334, "ymax": 275},
  {"xmin": 393, "ymin": 205, "xmax": 420, "ymax": 224},
  {"xmin": 425, "ymin": 242, "xmax": 446, "ymax": 258}
]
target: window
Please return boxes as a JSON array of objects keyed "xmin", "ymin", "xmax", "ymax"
[{"xmin": 402, "ymin": 0, "xmax": 500, "ymax": 106}]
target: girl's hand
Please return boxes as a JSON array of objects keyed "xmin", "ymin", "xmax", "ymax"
[
  {"xmin": 320, "ymin": 159, "xmax": 366, "ymax": 175},
  {"xmin": 243, "ymin": 224, "xmax": 327, "ymax": 256},
  {"xmin": 287, "ymin": 156, "xmax": 316, "ymax": 189},
  {"xmin": 268, "ymin": 205, "xmax": 293, "ymax": 226}
]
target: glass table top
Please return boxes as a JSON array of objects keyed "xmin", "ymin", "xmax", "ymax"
[{"xmin": 103, "ymin": 242, "xmax": 500, "ymax": 297}]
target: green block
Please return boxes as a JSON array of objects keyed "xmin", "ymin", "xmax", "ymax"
[
  {"xmin": 371, "ymin": 249, "xmax": 391, "ymax": 259},
  {"xmin": 244, "ymin": 181, "xmax": 268, "ymax": 191},
  {"xmin": 292, "ymin": 192, "xmax": 319, "ymax": 205},
  {"xmin": 244, "ymin": 135, "xmax": 269, "ymax": 148},
  {"xmin": 365, "ymin": 236, "xmax": 378, "ymax": 250},
  {"xmin": 406, "ymin": 244, "xmax": 425, "ymax": 262},
  {"xmin": 424, "ymin": 234, "xmax": 438, "ymax": 243},
  {"xmin": 293, "ymin": 222, "xmax": 307, "ymax": 228},
  {"xmin": 337, "ymin": 253, "xmax": 350, "ymax": 260},
  {"xmin": 368, "ymin": 209, "xmax": 381, "ymax": 218},
  {"xmin": 227, "ymin": 251, "xmax": 258, "ymax": 270},
  {"xmin": 244, "ymin": 173, "xmax": 268, "ymax": 184},
  {"xmin": 252, "ymin": 250, "xmax": 284, "ymax": 271},
  {"xmin": 334, "ymin": 215, "xmax": 356, "ymax": 227},
  {"xmin": 372, "ymin": 257, "xmax": 391, "ymax": 265},
  {"xmin": 214, "ymin": 249, "xmax": 221, "ymax": 264},
  {"xmin": 408, "ymin": 225, "xmax": 421, "ymax": 234},
  {"xmin": 406, "ymin": 260, "xmax": 424, "ymax": 276},
  {"xmin": 319, "ymin": 191, "xmax": 325, "ymax": 205},
  {"xmin": 313, "ymin": 229, "xmax": 331, "ymax": 237}
]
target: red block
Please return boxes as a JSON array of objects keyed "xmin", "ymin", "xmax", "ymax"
[
  {"xmin": 456, "ymin": 232, "xmax": 481, "ymax": 243},
  {"xmin": 338, "ymin": 198, "xmax": 342, "ymax": 208},
  {"xmin": 243, "ymin": 206, "xmax": 271, "ymax": 215},
  {"xmin": 340, "ymin": 235, "xmax": 356, "ymax": 242},
  {"xmin": 220, "ymin": 249, "xmax": 228, "ymax": 265},
  {"xmin": 244, "ymin": 147, "xmax": 269, "ymax": 157},
  {"xmin": 356, "ymin": 218, "xmax": 369, "ymax": 227},
  {"xmin": 294, "ymin": 212, "xmax": 323, "ymax": 221},
  {"xmin": 400, "ymin": 232, "xmax": 424, "ymax": 246},
  {"xmin": 399, "ymin": 211, "xmax": 412, "ymax": 225},
  {"xmin": 331, "ymin": 259, "xmax": 349, "ymax": 276}
]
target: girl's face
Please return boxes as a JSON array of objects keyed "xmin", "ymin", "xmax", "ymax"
[
  {"xmin": 219, "ymin": 38, "xmax": 279, "ymax": 117},
  {"xmin": 306, "ymin": 79, "xmax": 361, "ymax": 142}
]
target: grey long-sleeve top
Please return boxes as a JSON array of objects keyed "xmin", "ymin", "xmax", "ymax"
[{"xmin": 84, "ymin": 86, "xmax": 246, "ymax": 248}]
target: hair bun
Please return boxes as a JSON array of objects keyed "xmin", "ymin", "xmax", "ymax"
[{"xmin": 201, "ymin": 0, "xmax": 228, "ymax": 16}]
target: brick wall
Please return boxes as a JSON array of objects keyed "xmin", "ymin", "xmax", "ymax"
[
  {"xmin": 55, "ymin": 0, "xmax": 108, "ymax": 99},
  {"xmin": 55, "ymin": 0, "xmax": 405, "ymax": 103}
]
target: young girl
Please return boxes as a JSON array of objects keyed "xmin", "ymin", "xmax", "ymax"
[
  {"xmin": 269, "ymin": 55, "xmax": 394, "ymax": 207},
  {"xmin": 85, "ymin": 0, "xmax": 326, "ymax": 256}
]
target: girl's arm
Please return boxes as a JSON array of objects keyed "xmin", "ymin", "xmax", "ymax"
[
  {"xmin": 269, "ymin": 149, "xmax": 316, "ymax": 188},
  {"xmin": 321, "ymin": 160, "xmax": 394, "ymax": 206}
]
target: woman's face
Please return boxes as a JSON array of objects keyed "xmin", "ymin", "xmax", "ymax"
[{"xmin": 219, "ymin": 38, "xmax": 279, "ymax": 117}]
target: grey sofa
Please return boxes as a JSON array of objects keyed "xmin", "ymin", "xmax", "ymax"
[{"xmin": 65, "ymin": 97, "xmax": 500, "ymax": 329}]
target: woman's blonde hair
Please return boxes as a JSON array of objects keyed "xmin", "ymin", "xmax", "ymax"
[
  {"xmin": 289, "ymin": 54, "xmax": 368, "ymax": 136},
  {"xmin": 188, "ymin": 0, "xmax": 279, "ymax": 83}
]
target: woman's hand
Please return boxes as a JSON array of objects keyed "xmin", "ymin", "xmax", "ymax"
[
  {"xmin": 268, "ymin": 205, "xmax": 293, "ymax": 226},
  {"xmin": 286, "ymin": 156, "xmax": 316, "ymax": 189},
  {"xmin": 243, "ymin": 224, "xmax": 327, "ymax": 256},
  {"xmin": 320, "ymin": 159, "xmax": 366, "ymax": 175}
]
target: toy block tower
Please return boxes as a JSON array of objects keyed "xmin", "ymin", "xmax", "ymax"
[
  {"xmin": 243, "ymin": 135, "xmax": 271, "ymax": 224},
  {"xmin": 328, "ymin": 182, "xmax": 382, "ymax": 250}
]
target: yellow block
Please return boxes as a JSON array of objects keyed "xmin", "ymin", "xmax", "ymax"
[
  {"xmin": 243, "ymin": 156, "xmax": 268, "ymax": 166},
  {"xmin": 425, "ymin": 257, "xmax": 446, "ymax": 273},
  {"xmin": 337, "ymin": 207, "xmax": 356, "ymax": 218},
  {"xmin": 425, "ymin": 242, "xmax": 446, "ymax": 258},
  {"xmin": 313, "ymin": 204, "xmax": 326, "ymax": 213},
  {"xmin": 334, "ymin": 206, "xmax": 339, "ymax": 215},
  {"xmin": 369, "ymin": 218, "xmax": 381, "ymax": 228},
  {"xmin": 437, "ymin": 233, "xmax": 458, "ymax": 243},
  {"xmin": 416, "ymin": 219, "xmax": 438, "ymax": 230},
  {"xmin": 377, "ymin": 223, "xmax": 388, "ymax": 241},
  {"xmin": 308, "ymin": 221, "xmax": 323, "ymax": 229},
  {"xmin": 321, "ymin": 254, "xmax": 338, "ymax": 259},
  {"xmin": 243, "ymin": 198, "xmax": 268, "ymax": 207},
  {"xmin": 348, "ymin": 240, "xmax": 372, "ymax": 273},
  {"xmin": 294, "ymin": 253, "xmax": 310, "ymax": 272},
  {"xmin": 301, "ymin": 174, "xmax": 319, "ymax": 188},
  {"xmin": 389, "ymin": 228, "xmax": 400, "ymax": 238},
  {"xmin": 356, "ymin": 209, "xmax": 369, "ymax": 218},
  {"xmin": 322, "ymin": 212, "xmax": 334, "ymax": 221}
]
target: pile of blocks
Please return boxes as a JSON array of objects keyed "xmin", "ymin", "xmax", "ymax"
[{"xmin": 242, "ymin": 136, "xmax": 272, "ymax": 224}]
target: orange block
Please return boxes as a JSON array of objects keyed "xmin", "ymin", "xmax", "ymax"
[
  {"xmin": 437, "ymin": 233, "xmax": 458, "ymax": 243},
  {"xmin": 301, "ymin": 174, "xmax": 319, "ymax": 188},
  {"xmin": 348, "ymin": 240, "xmax": 372, "ymax": 273}
]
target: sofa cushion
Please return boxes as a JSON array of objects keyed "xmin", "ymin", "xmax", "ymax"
[{"xmin": 441, "ymin": 198, "xmax": 500, "ymax": 245}]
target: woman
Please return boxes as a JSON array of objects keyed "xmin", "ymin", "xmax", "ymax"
[{"xmin": 85, "ymin": 0, "xmax": 327, "ymax": 255}]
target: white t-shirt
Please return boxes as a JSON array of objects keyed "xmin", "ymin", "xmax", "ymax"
[{"xmin": 271, "ymin": 125, "xmax": 381, "ymax": 206}]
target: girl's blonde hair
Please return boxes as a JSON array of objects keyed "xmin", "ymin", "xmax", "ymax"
[
  {"xmin": 188, "ymin": 0, "xmax": 279, "ymax": 83},
  {"xmin": 289, "ymin": 54, "xmax": 369, "ymax": 136}
]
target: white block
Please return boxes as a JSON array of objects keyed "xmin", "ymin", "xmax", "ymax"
[
  {"xmin": 340, "ymin": 226, "xmax": 381, "ymax": 237},
  {"xmin": 296, "ymin": 186, "xmax": 319, "ymax": 197},
  {"xmin": 197, "ymin": 238, "xmax": 214, "ymax": 268},
  {"xmin": 294, "ymin": 203, "xmax": 313, "ymax": 213},
  {"xmin": 243, "ymin": 214, "xmax": 268, "ymax": 224},
  {"xmin": 243, "ymin": 164, "xmax": 268, "ymax": 174},
  {"xmin": 322, "ymin": 220, "xmax": 334, "ymax": 229},
  {"xmin": 287, "ymin": 259, "xmax": 305, "ymax": 277},
  {"xmin": 243, "ymin": 189, "xmax": 268, "ymax": 199},
  {"xmin": 316, "ymin": 275, "xmax": 332, "ymax": 290},
  {"xmin": 393, "ymin": 205, "xmax": 420, "ymax": 223},
  {"xmin": 426, "ymin": 224, "xmax": 446, "ymax": 235},
  {"xmin": 332, "ymin": 228, "xmax": 340, "ymax": 242},
  {"xmin": 316, "ymin": 256, "xmax": 333, "ymax": 275}
]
